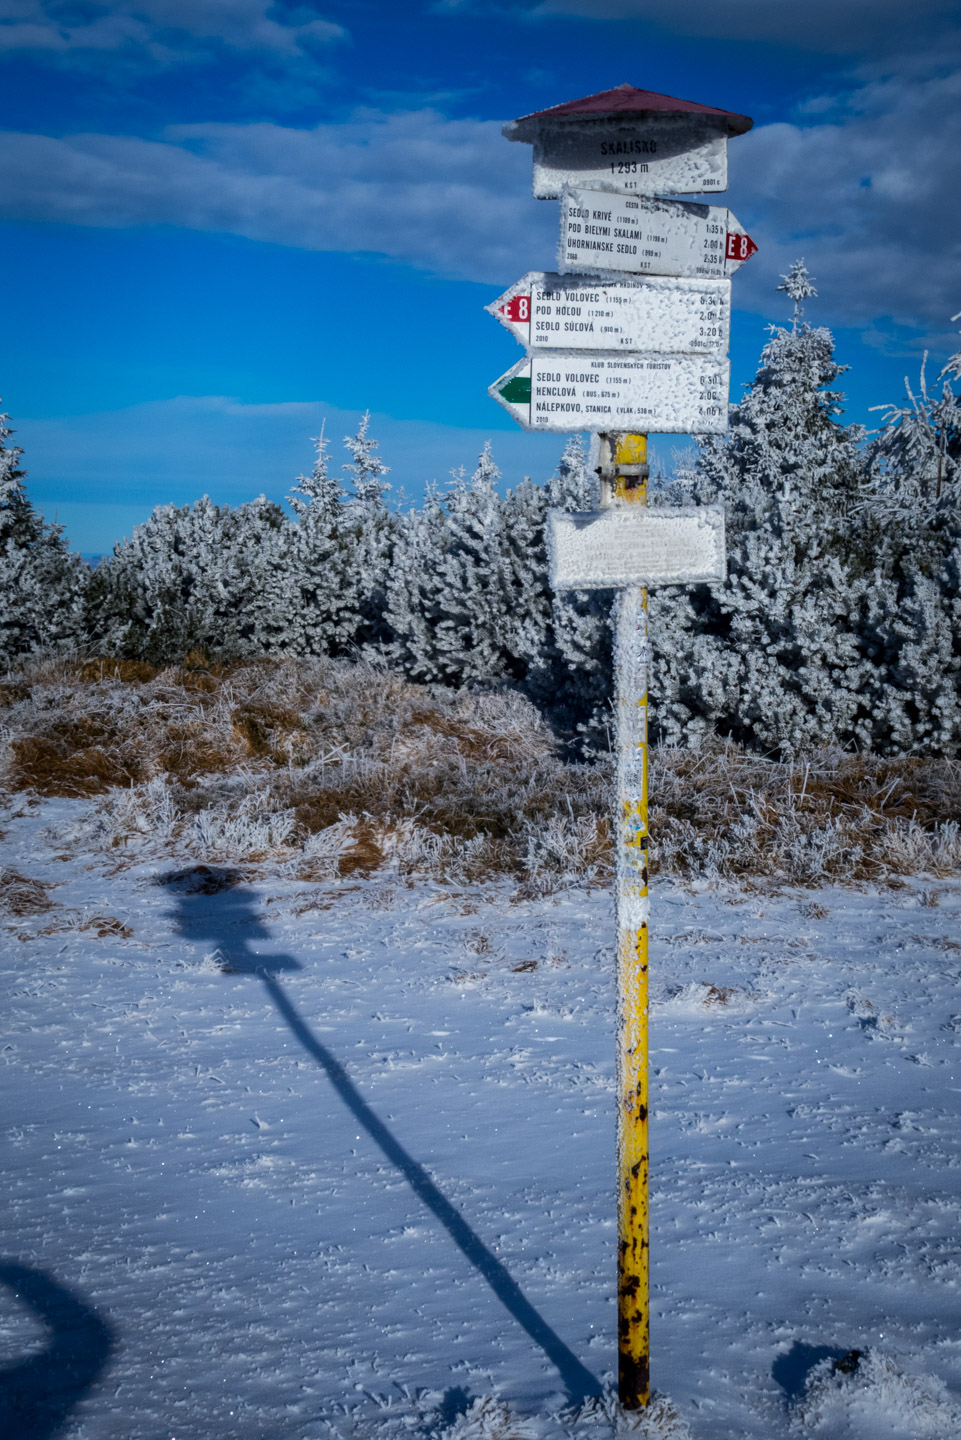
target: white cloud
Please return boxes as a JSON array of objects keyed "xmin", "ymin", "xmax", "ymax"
[
  {"xmin": 2, "ymin": 57, "xmax": 961, "ymax": 347},
  {"xmin": 0, "ymin": 109, "xmax": 558, "ymax": 282},
  {"xmin": 727, "ymin": 62, "xmax": 961, "ymax": 341},
  {"xmin": 494, "ymin": 0, "xmax": 961, "ymax": 56},
  {"xmin": 0, "ymin": 1, "xmax": 344, "ymax": 61}
]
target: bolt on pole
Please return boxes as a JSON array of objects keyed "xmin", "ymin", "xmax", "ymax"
[{"xmin": 600, "ymin": 431, "xmax": 651, "ymax": 1409}]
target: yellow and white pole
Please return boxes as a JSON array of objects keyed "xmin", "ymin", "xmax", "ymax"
[{"xmin": 602, "ymin": 432, "xmax": 651, "ymax": 1409}]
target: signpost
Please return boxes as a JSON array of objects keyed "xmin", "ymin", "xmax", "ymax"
[
  {"xmin": 560, "ymin": 188, "xmax": 756, "ymax": 279},
  {"xmin": 488, "ymin": 82, "xmax": 755, "ymax": 1411},
  {"xmin": 488, "ymin": 273, "xmax": 731, "ymax": 355},
  {"xmin": 489, "ymin": 352, "xmax": 730, "ymax": 434}
]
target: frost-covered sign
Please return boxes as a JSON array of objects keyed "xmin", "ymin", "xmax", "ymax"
[
  {"xmin": 560, "ymin": 189, "xmax": 757, "ymax": 279},
  {"xmin": 488, "ymin": 273, "xmax": 730, "ymax": 355},
  {"xmin": 490, "ymin": 352, "xmax": 729, "ymax": 433},
  {"xmin": 504, "ymin": 83, "xmax": 753, "ymax": 200},
  {"xmin": 549, "ymin": 506, "xmax": 726, "ymax": 588}
]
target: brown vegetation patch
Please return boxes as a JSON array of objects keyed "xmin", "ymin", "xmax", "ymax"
[
  {"xmin": 0, "ymin": 682, "xmax": 30, "ymax": 706},
  {"xmin": 83, "ymin": 915, "xmax": 134, "ymax": 938},
  {"xmin": 77, "ymin": 658, "xmax": 158, "ymax": 684},
  {"xmin": 160, "ymin": 723, "xmax": 240, "ymax": 782},
  {"xmin": 337, "ymin": 822, "xmax": 385, "ymax": 876},
  {"xmin": 402, "ymin": 710, "xmax": 524, "ymax": 763},
  {"xmin": 704, "ymin": 985, "xmax": 736, "ymax": 1005},
  {"xmin": 37, "ymin": 912, "xmax": 134, "ymax": 939},
  {"xmin": 232, "ymin": 703, "xmax": 304, "ymax": 761},
  {"xmin": 0, "ymin": 868, "xmax": 55, "ymax": 916},
  {"xmin": 10, "ymin": 732, "xmax": 146, "ymax": 796},
  {"xmin": 3, "ymin": 656, "xmax": 960, "ymax": 888}
]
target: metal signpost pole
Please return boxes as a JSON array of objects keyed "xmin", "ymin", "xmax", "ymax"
[{"xmin": 602, "ymin": 432, "xmax": 653, "ymax": 1408}]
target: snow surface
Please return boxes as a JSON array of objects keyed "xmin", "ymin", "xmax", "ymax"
[{"xmin": 3, "ymin": 796, "xmax": 961, "ymax": 1439}]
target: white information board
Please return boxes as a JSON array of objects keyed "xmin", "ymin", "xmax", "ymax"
[
  {"xmin": 548, "ymin": 505, "xmax": 726, "ymax": 588},
  {"xmin": 490, "ymin": 352, "xmax": 730, "ymax": 434},
  {"xmin": 528, "ymin": 116, "xmax": 728, "ymax": 199},
  {"xmin": 488, "ymin": 272, "xmax": 730, "ymax": 356},
  {"xmin": 560, "ymin": 189, "xmax": 757, "ymax": 279}
]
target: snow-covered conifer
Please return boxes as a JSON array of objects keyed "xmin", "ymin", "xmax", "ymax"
[
  {"xmin": 428, "ymin": 444, "xmax": 512, "ymax": 685},
  {"xmin": 777, "ymin": 257, "xmax": 818, "ymax": 329},
  {"xmin": 853, "ymin": 311, "xmax": 961, "ymax": 753},
  {"xmin": 0, "ymin": 406, "xmax": 86, "ymax": 665},
  {"xmin": 88, "ymin": 494, "xmax": 288, "ymax": 662},
  {"xmin": 383, "ymin": 481, "xmax": 452, "ymax": 682},
  {"xmin": 544, "ymin": 436, "xmax": 614, "ymax": 742},
  {"xmin": 653, "ymin": 267, "xmax": 872, "ymax": 754},
  {"xmin": 386, "ymin": 443, "xmax": 556, "ymax": 692},
  {"xmin": 281, "ymin": 428, "xmax": 364, "ymax": 656},
  {"xmin": 342, "ymin": 412, "xmax": 397, "ymax": 651}
]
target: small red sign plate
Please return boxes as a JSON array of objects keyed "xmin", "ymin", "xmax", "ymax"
[
  {"xmin": 501, "ymin": 295, "xmax": 531, "ymax": 323},
  {"xmin": 726, "ymin": 232, "xmax": 758, "ymax": 263}
]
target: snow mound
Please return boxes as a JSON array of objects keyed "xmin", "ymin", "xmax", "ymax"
[
  {"xmin": 793, "ymin": 1348, "xmax": 961, "ymax": 1438},
  {"xmin": 568, "ymin": 1390, "xmax": 692, "ymax": 1439},
  {"xmin": 441, "ymin": 1398, "xmax": 537, "ymax": 1440},
  {"xmin": 658, "ymin": 981, "xmax": 755, "ymax": 1016}
]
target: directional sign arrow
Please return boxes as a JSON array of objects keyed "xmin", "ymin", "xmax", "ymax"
[
  {"xmin": 561, "ymin": 187, "xmax": 757, "ymax": 280},
  {"xmin": 490, "ymin": 352, "xmax": 730, "ymax": 435},
  {"xmin": 487, "ymin": 272, "xmax": 730, "ymax": 356},
  {"xmin": 548, "ymin": 505, "xmax": 726, "ymax": 589}
]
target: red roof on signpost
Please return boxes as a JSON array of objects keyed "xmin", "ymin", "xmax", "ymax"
[{"xmin": 505, "ymin": 83, "xmax": 753, "ymax": 139}]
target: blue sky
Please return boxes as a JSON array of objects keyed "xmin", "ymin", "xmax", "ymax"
[{"xmin": 2, "ymin": 0, "xmax": 961, "ymax": 553}]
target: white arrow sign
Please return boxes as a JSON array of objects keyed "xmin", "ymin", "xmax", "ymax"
[
  {"xmin": 560, "ymin": 188, "xmax": 757, "ymax": 279},
  {"xmin": 488, "ymin": 272, "xmax": 730, "ymax": 356},
  {"xmin": 548, "ymin": 505, "xmax": 726, "ymax": 588},
  {"xmin": 490, "ymin": 352, "xmax": 729, "ymax": 434}
]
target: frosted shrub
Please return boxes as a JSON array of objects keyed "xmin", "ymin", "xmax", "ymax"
[
  {"xmin": 522, "ymin": 813, "xmax": 611, "ymax": 893},
  {"xmin": 189, "ymin": 798, "xmax": 298, "ymax": 858},
  {"xmin": 792, "ymin": 1347, "xmax": 961, "ymax": 1438}
]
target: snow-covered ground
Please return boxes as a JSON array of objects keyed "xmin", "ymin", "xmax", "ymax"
[{"xmin": 3, "ymin": 796, "xmax": 961, "ymax": 1439}]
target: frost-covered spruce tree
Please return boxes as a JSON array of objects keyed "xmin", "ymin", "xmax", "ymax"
[
  {"xmin": 342, "ymin": 412, "xmax": 397, "ymax": 652},
  {"xmin": 545, "ymin": 436, "xmax": 615, "ymax": 741},
  {"xmin": 88, "ymin": 493, "xmax": 288, "ymax": 662},
  {"xmin": 654, "ymin": 263, "xmax": 872, "ymax": 754},
  {"xmin": 384, "ymin": 480, "xmax": 454, "ymax": 683},
  {"xmin": 281, "ymin": 426, "xmax": 364, "ymax": 656},
  {"xmin": 424, "ymin": 444, "xmax": 511, "ymax": 685},
  {"xmin": 0, "ymin": 406, "xmax": 86, "ymax": 665},
  {"xmin": 387, "ymin": 442, "xmax": 555, "ymax": 691},
  {"xmin": 851, "ymin": 312, "xmax": 961, "ymax": 753},
  {"xmin": 496, "ymin": 470, "xmax": 555, "ymax": 696}
]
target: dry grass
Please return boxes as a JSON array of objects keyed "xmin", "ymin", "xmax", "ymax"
[
  {"xmin": 1, "ymin": 655, "xmax": 959, "ymax": 889},
  {"xmin": 650, "ymin": 746, "xmax": 961, "ymax": 884},
  {"xmin": 0, "ymin": 867, "xmax": 55, "ymax": 916}
]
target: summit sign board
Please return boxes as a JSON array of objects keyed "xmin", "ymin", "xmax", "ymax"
[
  {"xmin": 490, "ymin": 351, "xmax": 730, "ymax": 434},
  {"xmin": 504, "ymin": 84, "xmax": 753, "ymax": 202},
  {"xmin": 519, "ymin": 116, "xmax": 729, "ymax": 200},
  {"xmin": 560, "ymin": 189, "xmax": 757, "ymax": 280}
]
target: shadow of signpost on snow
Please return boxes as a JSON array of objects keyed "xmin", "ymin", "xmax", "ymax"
[
  {"xmin": 162, "ymin": 865, "xmax": 601, "ymax": 1405},
  {"xmin": 0, "ymin": 1261, "xmax": 115, "ymax": 1439}
]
